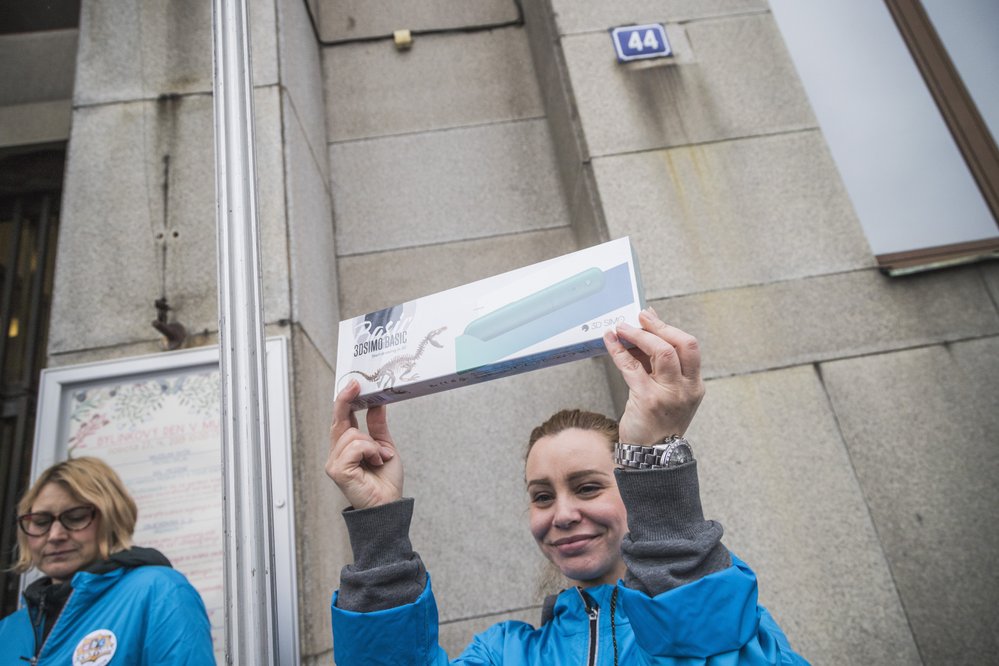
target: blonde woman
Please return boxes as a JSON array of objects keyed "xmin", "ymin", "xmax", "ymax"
[{"xmin": 0, "ymin": 456, "xmax": 213, "ymax": 665}]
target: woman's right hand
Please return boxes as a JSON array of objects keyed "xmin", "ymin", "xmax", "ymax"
[{"xmin": 326, "ymin": 379, "xmax": 403, "ymax": 510}]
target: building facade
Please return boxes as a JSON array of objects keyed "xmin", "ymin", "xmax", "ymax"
[{"xmin": 1, "ymin": 0, "xmax": 997, "ymax": 663}]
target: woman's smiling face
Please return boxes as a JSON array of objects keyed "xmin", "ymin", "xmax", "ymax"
[{"xmin": 526, "ymin": 428, "xmax": 627, "ymax": 588}]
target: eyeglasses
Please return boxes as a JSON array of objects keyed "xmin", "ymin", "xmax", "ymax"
[{"xmin": 17, "ymin": 505, "xmax": 97, "ymax": 537}]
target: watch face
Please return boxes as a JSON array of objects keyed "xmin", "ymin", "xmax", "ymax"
[{"xmin": 670, "ymin": 443, "xmax": 693, "ymax": 466}]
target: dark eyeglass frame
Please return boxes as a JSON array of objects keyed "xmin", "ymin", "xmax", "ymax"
[{"xmin": 17, "ymin": 505, "xmax": 98, "ymax": 537}]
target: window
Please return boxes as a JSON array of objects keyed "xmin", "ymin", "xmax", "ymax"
[{"xmin": 770, "ymin": 0, "xmax": 999, "ymax": 274}]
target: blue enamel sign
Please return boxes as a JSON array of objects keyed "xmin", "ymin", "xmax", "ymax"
[{"xmin": 611, "ymin": 24, "xmax": 671, "ymax": 62}]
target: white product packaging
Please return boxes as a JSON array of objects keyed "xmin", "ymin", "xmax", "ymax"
[{"xmin": 335, "ymin": 237, "xmax": 646, "ymax": 409}]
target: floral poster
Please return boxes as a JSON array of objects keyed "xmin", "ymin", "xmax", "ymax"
[{"xmin": 64, "ymin": 368, "xmax": 225, "ymax": 664}]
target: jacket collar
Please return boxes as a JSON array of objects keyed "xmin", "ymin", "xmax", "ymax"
[
  {"xmin": 542, "ymin": 584, "xmax": 621, "ymax": 632},
  {"xmin": 24, "ymin": 546, "xmax": 173, "ymax": 609}
]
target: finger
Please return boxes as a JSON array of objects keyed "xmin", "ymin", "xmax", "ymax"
[
  {"xmin": 638, "ymin": 309, "xmax": 702, "ymax": 380},
  {"xmin": 607, "ymin": 331, "xmax": 654, "ymax": 373},
  {"xmin": 331, "ymin": 380, "xmax": 361, "ymax": 442},
  {"xmin": 603, "ymin": 328, "xmax": 656, "ymax": 393},
  {"xmin": 344, "ymin": 437, "xmax": 388, "ymax": 469},
  {"xmin": 615, "ymin": 320, "xmax": 683, "ymax": 385},
  {"xmin": 357, "ymin": 438, "xmax": 389, "ymax": 468},
  {"xmin": 329, "ymin": 438, "xmax": 387, "ymax": 486},
  {"xmin": 365, "ymin": 404, "xmax": 395, "ymax": 451},
  {"xmin": 327, "ymin": 426, "xmax": 368, "ymax": 478},
  {"xmin": 623, "ymin": 344, "xmax": 653, "ymax": 375}
]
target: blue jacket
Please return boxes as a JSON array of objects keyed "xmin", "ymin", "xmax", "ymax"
[
  {"xmin": 0, "ymin": 565, "xmax": 214, "ymax": 665},
  {"xmin": 332, "ymin": 556, "xmax": 808, "ymax": 665}
]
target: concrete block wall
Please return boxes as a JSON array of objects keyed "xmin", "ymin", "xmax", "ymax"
[
  {"xmin": 521, "ymin": 1, "xmax": 999, "ymax": 664},
  {"xmin": 49, "ymin": 0, "xmax": 286, "ymax": 361},
  {"xmin": 275, "ymin": 0, "xmax": 346, "ymax": 657},
  {"xmin": 319, "ymin": 0, "xmax": 999, "ymax": 663},
  {"xmin": 315, "ymin": 0, "xmax": 620, "ymax": 661}
]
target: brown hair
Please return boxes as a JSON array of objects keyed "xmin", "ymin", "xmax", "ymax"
[
  {"xmin": 14, "ymin": 457, "xmax": 138, "ymax": 573},
  {"xmin": 526, "ymin": 409, "xmax": 619, "ymax": 462}
]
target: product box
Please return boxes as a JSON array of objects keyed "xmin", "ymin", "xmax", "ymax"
[{"xmin": 335, "ymin": 237, "xmax": 646, "ymax": 409}]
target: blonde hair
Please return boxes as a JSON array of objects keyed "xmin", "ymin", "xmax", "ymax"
[{"xmin": 14, "ymin": 457, "xmax": 137, "ymax": 573}]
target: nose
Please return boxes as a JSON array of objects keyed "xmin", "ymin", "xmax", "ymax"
[
  {"xmin": 47, "ymin": 520, "xmax": 70, "ymax": 541},
  {"xmin": 552, "ymin": 496, "xmax": 582, "ymax": 530}
]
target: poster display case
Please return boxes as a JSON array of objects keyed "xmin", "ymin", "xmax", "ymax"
[{"xmin": 31, "ymin": 338, "xmax": 298, "ymax": 665}]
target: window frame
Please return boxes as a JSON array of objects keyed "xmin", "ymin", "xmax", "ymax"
[{"xmin": 880, "ymin": 0, "xmax": 999, "ymax": 273}]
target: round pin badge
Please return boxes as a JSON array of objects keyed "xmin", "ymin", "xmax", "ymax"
[{"xmin": 73, "ymin": 628, "xmax": 117, "ymax": 666}]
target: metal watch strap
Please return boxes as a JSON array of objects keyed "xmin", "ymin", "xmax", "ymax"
[{"xmin": 614, "ymin": 435, "xmax": 692, "ymax": 469}]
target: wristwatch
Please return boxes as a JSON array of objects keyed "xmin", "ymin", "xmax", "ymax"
[{"xmin": 614, "ymin": 435, "xmax": 694, "ymax": 469}]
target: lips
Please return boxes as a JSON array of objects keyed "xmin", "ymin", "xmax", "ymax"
[{"xmin": 551, "ymin": 534, "xmax": 597, "ymax": 555}]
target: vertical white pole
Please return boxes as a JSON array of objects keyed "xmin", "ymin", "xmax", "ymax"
[{"xmin": 211, "ymin": 0, "xmax": 277, "ymax": 663}]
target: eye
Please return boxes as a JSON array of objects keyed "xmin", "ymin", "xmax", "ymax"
[
  {"xmin": 577, "ymin": 483, "xmax": 603, "ymax": 497},
  {"xmin": 30, "ymin": 514, "xmax": 53, "ymax": 529},
  {"xmin": 530, "ymin": 491, "xmax": 554, "ymax": 506},
  {"xmin": 62, "ymin": 507, "xmax": 94, "ymax": 529}
]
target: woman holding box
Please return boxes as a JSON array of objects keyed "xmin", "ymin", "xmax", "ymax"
[
  {"xmin": 327, "ymin": 308, "xmax": 807, "ymax": 665},
  {"xmin": 0, "ymin": 456, "xmax": 214, "ymax": 665}
]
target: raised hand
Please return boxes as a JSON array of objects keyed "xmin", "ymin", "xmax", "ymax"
[
  {"xmin": 326, "ymin": 380, "xmax": 404, "ymax": 510},
  {"xmin": 603, "ymin": 307, "xmax": 705, "ymax": 445}
]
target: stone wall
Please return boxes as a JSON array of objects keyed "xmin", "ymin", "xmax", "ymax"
[
  {"xmin": 317, "ymin": 1, "xmax": 999, "ymax": 663},
  {"xmin": 24, "ymin": 0, "xmax": 999, "ymax": 663}
]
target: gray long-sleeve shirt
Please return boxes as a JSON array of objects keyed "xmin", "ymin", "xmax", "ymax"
[{"xmin": 336, "ymin": 461, "xmax": 730, "ymax": 613}]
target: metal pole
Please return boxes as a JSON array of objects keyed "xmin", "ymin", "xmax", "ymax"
[{"xmin": 211, "ymin": 0, "xmax": 277, "ymax": 663}]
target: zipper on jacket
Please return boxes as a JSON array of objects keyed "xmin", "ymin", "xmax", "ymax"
[
  {"xmin": 576, "ymin": 588, "xmax": 599, "ymax": 666},
  {"xmin": 31, "ymin": 594, "xmax": 46, "ymax": 660},
  {"xmin": 25, "ymin": 589, "xmax": 73, "ymax": 664},
  {"xmin": 22, "ymin": 593, "xmax": 46, "ymax": 664}
]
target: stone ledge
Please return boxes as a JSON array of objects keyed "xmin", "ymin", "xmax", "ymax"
[{"xmin": 651, "ymin": 266, "xmax": 999, "ymax": 379}]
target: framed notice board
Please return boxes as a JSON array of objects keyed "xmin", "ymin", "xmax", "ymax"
[{"xmin": 31, "ymin": 338, "xmax": 299, "ymax": 665}]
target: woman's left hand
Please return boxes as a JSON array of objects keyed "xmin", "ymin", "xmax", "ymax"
[{"xmin": 604, "ymin": 307, "xmax": 705, "ymax": 445}]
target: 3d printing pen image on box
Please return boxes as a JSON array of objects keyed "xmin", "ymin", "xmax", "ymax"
[
  {"xmin": 455, "ymin": 263, "xmax": 633, "ymax": 371},
  {"xmin": 335, "ymin": 237, "xmax": 645, "ymax": 408}
]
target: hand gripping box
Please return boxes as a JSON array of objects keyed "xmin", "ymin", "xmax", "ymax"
[{"xmin": 335, "ymin": 237, "xmax": 646, "ymax": 409}]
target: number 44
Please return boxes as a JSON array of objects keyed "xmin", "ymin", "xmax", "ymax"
[{"xmin": 628, "ymin": 29, "xmax": 659, "ymax": 51}]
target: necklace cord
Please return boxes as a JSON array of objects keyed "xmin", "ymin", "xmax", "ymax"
[{"xmin": 610, "ymin": 586, "xmax": 619, "ymax": 666}]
